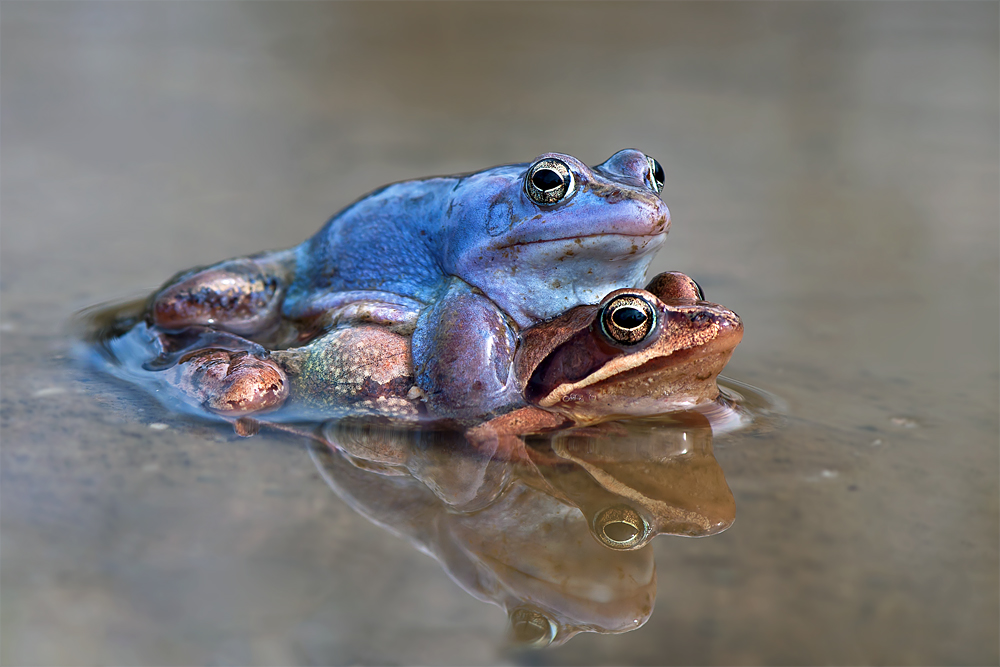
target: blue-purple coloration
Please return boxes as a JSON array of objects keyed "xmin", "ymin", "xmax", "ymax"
[
  {"xmin": 152, "ymin": 150, "xmax": 669, "ymax": 419},
  {"xmin": 285, "ymin": 150, "xmax": 669, "ymax": 327}
]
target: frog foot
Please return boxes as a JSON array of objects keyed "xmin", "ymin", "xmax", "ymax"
[
  {"xmin": 167, "ymin": 349, "xmax": 288, "ymax": 417},
  {"xmin": 151, "ymin": 258, "xmax": 286, "ymax": 336}
]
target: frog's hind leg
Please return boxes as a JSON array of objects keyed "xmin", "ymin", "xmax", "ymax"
[
  {"xmin": 150, "ymin": 250, "xmax": 295, "ymax": 336},
  {"xmin": 143, "ymin": 324, "xmax": 289, "ymax": 422}
]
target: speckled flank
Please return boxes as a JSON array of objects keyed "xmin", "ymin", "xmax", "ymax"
[{"xmin": 279, "ymin": 326, "xmax": 420, "ymax": 418}]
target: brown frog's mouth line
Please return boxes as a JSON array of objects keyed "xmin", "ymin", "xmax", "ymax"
[
  {"xmin": 494, "ymin": 231, "xmax": 668, "ymax": 250},
  {"xmin": 537, "ymin": 335, "xmax": 739, "ymax": 408}
]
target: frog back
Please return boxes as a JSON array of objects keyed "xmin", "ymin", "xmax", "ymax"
[{"xmin": 284, "ymin": 178, "xmax": 456, "ymax": 317}]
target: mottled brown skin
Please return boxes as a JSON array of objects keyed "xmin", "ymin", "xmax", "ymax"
[{"xmin": 271, "ymin": 326, "xmax": 419, "ymax": 420}]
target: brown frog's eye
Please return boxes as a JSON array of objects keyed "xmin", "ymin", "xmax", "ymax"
[
  {"xmin": 600, "ymin": 294, "xmax": 656, "ymax": 345},
  {"xmin": 646, "ymin": 155, "xmax": 665, "ymax": 194},
  {"xmin": 593, "ymin": 505, "xmax": 651, "ymax": 550},
  {"xmin": 525, "ymin": 158, "xmax": 575, "ymax": 205}
]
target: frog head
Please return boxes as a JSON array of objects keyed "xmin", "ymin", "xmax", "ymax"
[
  {"xmin": 441, "ymin": 150, "xmax": 670, "ymax": 326},
  {"xmin": 515, "ymin": 271, "xmax": 743, "ymax": 423}
]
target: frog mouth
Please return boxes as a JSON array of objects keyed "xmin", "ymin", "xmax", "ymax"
[
  {"xmin": 536, "ymin": 335, "xmax": 740, "ymax": 409},
  {"xmin": 496, "ymin": 231, "xmax": 666, "ymax": 249}
]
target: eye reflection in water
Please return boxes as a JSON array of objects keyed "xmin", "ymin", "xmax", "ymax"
[{"xmin": 308, "ymin": 412, "xmax": 734, "ymax": 647}]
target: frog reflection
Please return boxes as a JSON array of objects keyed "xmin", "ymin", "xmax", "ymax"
[
  {"xmin": 309, "ymin": 412, "xmax": 733, "ymax": 646},
  {"xmin": 521, "ymin": 414, "xmax": 735, "ymax": 552}
]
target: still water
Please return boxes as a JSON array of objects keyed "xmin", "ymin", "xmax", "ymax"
[{"xmin": 2, "ymin": 3, "xmax": 997, "ymax": 665}]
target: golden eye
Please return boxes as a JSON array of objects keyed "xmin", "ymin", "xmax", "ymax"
[
  {"xmin": 600, "ymin": 294, "xmax": 655, "ymax": 345},
  {"xmin": 593, "ymin": 505, "xmax": 650, "ymax": 550},
  {"xmin": 525, "ymin": 158, "xmax": 574, "ymax": 205}
]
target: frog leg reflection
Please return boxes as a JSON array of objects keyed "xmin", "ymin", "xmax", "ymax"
[
  {"xmin": 150, "ymin": 250, "xmax": 295, "ymax": 336},
  {"xmin": 411, "ymin": 278, "xmax": 522, "ymax": 421},
  {"xmin": 464, "ymin": 406, "xmax": 571, "ymax": 461}
]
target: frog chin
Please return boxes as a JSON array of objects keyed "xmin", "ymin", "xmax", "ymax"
[
  {"xmin": 460, "ymin": 235, "xmax": 665, "ymax": 326},
  {"xmin": 471, "ymin": 553, "xmax": 656, "ymax": 637}
]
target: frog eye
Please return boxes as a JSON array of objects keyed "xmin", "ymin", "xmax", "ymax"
[
  {"xmin": 600, "ymin": 294, "xmax": 656, "ymax": 345},
  {"xmin": 691, "ymin": 277, "xmax": 706, "ymax": 301},
  {"xmin": 507, "ymin": 607, "xmax": 557, "ymax": 648},
  {"xmin": 593, "ymin": 505, "xmax": 651, "ymax": 550},
  {"xmin": 525, "ymin": 158, "xmax": 575, "ymax": 205},
  {"xmin": 646, "ymin": 155, "xmax": 665, "ymax": 194}
]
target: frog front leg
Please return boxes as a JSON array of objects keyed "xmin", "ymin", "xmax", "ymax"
[
  {"xmin": 150, "ymin": 250, "xmax": 295, "ymax": 336},
  {"xmin": 411, "ymin": 278, "xmax": 523, "ymax": 421}
]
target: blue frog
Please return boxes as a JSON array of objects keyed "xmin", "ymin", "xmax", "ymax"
[{"xmin": 150, "ymin": 150, "xmax": 669, "ymax": 420}]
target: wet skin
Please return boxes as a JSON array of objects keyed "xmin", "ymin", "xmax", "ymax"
[
  {"xmin": 507, "ymin": 270, "xmax": 744, "ymax": 426},
  {"xmin": 149, "ymin": 150, "xmax": 669, "ymax": 419},
  {"xmin": 159, "ymin": 271, "xmax": 742, "ymax": 431}
]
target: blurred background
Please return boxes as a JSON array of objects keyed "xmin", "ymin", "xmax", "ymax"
[{"xmin": 2, "ymin": 3, "xmax": 997, "ymax": 665}]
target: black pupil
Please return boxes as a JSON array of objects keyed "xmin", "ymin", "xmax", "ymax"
[
  {"xmin": 532, "ymin": 168, "xmax": 563, "ymax": 191},
  {"xmin": 651, "ymin": 159, "xmax": 664, "ymax": 185},
  {"xmin": 612, "ymin": 306, "xmax": 646, "ymax": 329},
  {"xmin": 604, "ymin": 521, "xmax": 639, "ymax": 543}
]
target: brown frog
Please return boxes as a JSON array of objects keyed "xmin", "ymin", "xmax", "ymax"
[
  {"xmin": 156, "ymin": 271, "xmax": 742, "ymax": 431},
  {"xmin": 492, "ymin": 270, "xmax": 743, "ymax": 430}
]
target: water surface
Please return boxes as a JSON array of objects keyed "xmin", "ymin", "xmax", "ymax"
[{"xmin": 2, "ymin": 3, "xmax": 997, "ymax": 665}]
